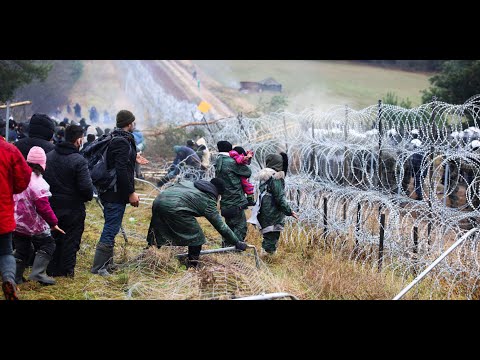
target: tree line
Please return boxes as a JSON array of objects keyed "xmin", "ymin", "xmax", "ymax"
[{"xmin": 2, "ymin": 60, "xmax": 480, "ymax": 115}]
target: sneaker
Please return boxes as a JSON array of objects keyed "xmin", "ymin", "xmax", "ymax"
[{"xmin": 2, "ymin": 280, "xmax": 19, "ymax": 300}]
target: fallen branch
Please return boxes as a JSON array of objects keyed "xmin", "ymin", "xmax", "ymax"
[{"xmin": 143, "ymin": 117, "xmax": 231, "ymax": 136}]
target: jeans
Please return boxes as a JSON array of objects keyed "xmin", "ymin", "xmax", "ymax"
[
  {"xmin": 99, "ymin": 201, "xmax": 126, "ymax": 246},
  {"xmin": 0, "ymin": 232, "xmax": 16, "ymax": 283}
]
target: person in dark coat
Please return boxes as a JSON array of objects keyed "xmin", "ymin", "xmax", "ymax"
[
  {"xmin": 0, "ymin": 136, "xmax": 32, "ymax": 300},
  {"xmin": 157, "ymin": 145, "xmax": 202, "ymax": 186},
  {"xmin": 146, "ymin": 178, "xmax": 247, "ymax": 268},
  {"xmin": 90, "ymin": 110, "xmax": 139, "ymax": 275},
  {"xmin": 214, "ymin": 140, "xmax": 252, "ymax": 246},
  {"xmin": 14, "ymin": 113, "xmax": 55, "ymax": 159},
  {"xmin": 249, "ymin": 153, "xmax": 298, "ymax": 255},
  {"xmin": 43, "ymin": 125, "xmax": 95, "ymax": 277},
  {"xmin": 74, "ymin": 103, "xmax": 81, "ymax": 118},
  {"xmin": 16, "ymin": 122, "xmax": 28, "ymax": 140},
  {"xmin": 408, "ymin": 130, "xmax": 426, "ymax": 201}
]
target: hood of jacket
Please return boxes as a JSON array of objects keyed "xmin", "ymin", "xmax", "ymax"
[
  {"xmin": 194, "ymin": 180, "xmax": 218, "ymax": 199},
  {"xmin": 255, "ymin": 168, "xmax": 285, "ymax": 182}
]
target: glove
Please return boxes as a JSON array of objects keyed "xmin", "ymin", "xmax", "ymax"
[
  {"xmin": 246, "ymin": 194, "xmax": 256, "ymax": 206},
  {"xmin": 235, "ymin": 241, "xmax": 248, "ymax": 251}
]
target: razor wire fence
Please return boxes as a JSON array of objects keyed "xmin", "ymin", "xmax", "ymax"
[{"xmin": 184, "ymin": 95, "xmax": 480, "ymax": 299}]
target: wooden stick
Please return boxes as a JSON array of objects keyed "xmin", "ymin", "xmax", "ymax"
[{"xmin": 0, "ymin": 100, "xmax": 31, "ymax": 109}]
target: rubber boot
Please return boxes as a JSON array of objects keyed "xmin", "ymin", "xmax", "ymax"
[
  {"xmin": 28, "ymin": 251, "xmax": 56, "ymax": 285},
  {"xmin": 15, "ymin": 258, "xmax": 26, "ymax": 284},
  {"xmin": 187, "ymin": 254, "xmax": 200, "ymax": 269},
  {"xmin": 91, "ymin": 243, "xmax": 114, "ymax": 276},
  {"xmin": 187, "ymin": 245, "xmax": 202, "ymax": 269}
]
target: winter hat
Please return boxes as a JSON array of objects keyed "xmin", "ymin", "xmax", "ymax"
[
  {"xmin": 411, "ymin": 139, "xmax": 422, "ymax": 147},
  {"xmin": 116, "ymin": 110, "xmax": 135, "ymax": 128},
  {"xmin": 233, "ymin": 146, "xmax": 246, "ymax": 155},
  {"xmin": 210, "ymin": 177, "xmax": 226, "ymax": 195},
  {"xmin": 29, "ymin": 113, "xmax": 55, "ymax": 141},
  {"xmin": 27, "ymin": 146, "xmax": 47, "ymax": 171},
  {"xmin": 471, "ymin": 140, "xmax": 480, "ymax": 150},
  {"xmin": 265, "ymin": 153, "xmax": 284, "ymax": 172},
  {"xmin": 217, "ymin": 140, "xmax": 232, "ymax": 152}
]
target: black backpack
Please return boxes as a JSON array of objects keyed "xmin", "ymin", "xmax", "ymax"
[{"xmin": 81, "ymin": 133, "xmax": 118, "ymax": 193}]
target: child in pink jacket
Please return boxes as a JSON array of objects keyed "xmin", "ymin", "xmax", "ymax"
[
  {"xmin": 229, "ymin": 146, "xmax": 256, "ymax": 206},
  {"xmin": 13, "ymin": 146, "xmax": 64, "ymax": 285}
]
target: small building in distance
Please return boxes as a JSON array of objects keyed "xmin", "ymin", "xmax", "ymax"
[{"xmin": 239, "ymin": 77, "xmax": 282, "ymax": 93}]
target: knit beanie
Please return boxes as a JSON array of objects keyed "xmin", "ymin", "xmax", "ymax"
[
  {"xmin": 27, "ymin": 146, "xmax": 47, "ymax": 170},
  {"xmin": 233, "ymin": 146, "xmax": 246, "ymax": 155},
  {"xmin": 29, "ymin": 113, "xmax": 55, "ymax": 141},
  {"xmin": 116, "ymin": 110, "xmax": 135, "ymax": 128},
  {"xmin": 217, "ymin": 140, "xmax": 232, "ymax": 152}
]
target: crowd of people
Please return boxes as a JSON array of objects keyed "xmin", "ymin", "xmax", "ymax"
[{"xmin": 0, "ymin": 108, "xmax": 297, "ymax": 300}]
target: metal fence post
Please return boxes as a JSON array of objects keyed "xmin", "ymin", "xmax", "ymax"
[
  {"xmin": 5, "ymin": 101, "xmax": 10, "ymax": 141},
  {"xmin": 323, "ymin": 197, "xmax": 328, "ymax": 239},
  {"xmin": 378, "ymin": 212, "xmax": 385, "ymax": 271}
]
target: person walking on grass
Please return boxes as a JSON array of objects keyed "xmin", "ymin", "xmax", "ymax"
[
  {"xmin": 0, "ymin": 135, "xmax": 32, "ymax": 300},
  {"xmin": 44, "ymin": 125, "xmax": 95, "ymax": 278},
  {"xmin": 248, "ymin": 152, "xmax": 298, "ymax": 256},
  {"xmin": 13, "ymin": 147, "xmax": 65, "ymax": 286},
  {"xmin": 91, "ymin": 110, "xmax": 139, "ymax": 276}
]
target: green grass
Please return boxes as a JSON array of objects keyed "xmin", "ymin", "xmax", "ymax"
[
  {"xmin": 193, "ymin": 60, "xmax": 432, "ymax": 112},
  {"xmin": 12, "ymin": 183, "xmax": 463, "ymax": 300}
]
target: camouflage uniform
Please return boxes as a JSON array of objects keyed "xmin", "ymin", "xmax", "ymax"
[
  {"xmin": 256, "ymin": 155, "xmax": 293, "ymax": 254},
  {"xmin": 146, "ymin": 181, "xmax": 240, "ymax": 247},
  {"xmin": 215, "ymin": 153, "xmax": 252, "ymax": 244}
]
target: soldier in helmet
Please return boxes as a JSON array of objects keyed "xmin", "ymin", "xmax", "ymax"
[
  {"xmin": 462, "ymin": 139, "xmax": 480, "ymax": 211},
  {"xmin": 443, "ymin": 130, "xmax": 462, "ymax": 208},
  {"xmin": 379, "ymin": 129, "xmax": 401, "ymax": 195},
  {"xmin": 408, "ymin": 129, "xmax": 426, "ymax": 200}
]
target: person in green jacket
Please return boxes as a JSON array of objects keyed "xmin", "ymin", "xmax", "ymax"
[
  {"xmin": 214, "ymin": 141, "xmax": 252, "ymax": 246},
  {"xmin": 146, "ymin": 177, "xmax": 247, "ymax": 268},
  {"xmin": 254, "ymin": 152, "xmax": 298, "ymax": 254}
]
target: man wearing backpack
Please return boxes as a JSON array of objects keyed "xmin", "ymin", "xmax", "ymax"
[
  {"xmin": 44, "ymin": 124, "xmax": 95, "ymax": 277},
  {"xmin": 91, "ymin": 110, "xmax": 139, "ymax": 275}
]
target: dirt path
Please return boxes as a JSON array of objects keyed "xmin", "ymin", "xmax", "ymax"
[
  {"xmin": 160, "ymin": 60, "xmax": 235, "ymax": 119},
  {"xmin": 140, "ymin": 60, "xmax": 189, "ymax": 102}
]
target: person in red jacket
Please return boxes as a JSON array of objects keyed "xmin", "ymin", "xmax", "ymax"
[{"xmin": 0, "ymin": 136, "xmax": 32, "ymax": 300}]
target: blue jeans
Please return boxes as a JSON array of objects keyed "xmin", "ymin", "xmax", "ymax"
[
  {"xmin": 99, "ymin": 202, "xmax": 126, "ymax": 246},
  {"xmin": 0, "ymin": 232, "xmax": 15, "ymax": 283}
]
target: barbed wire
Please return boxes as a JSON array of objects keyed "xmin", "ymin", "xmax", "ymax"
[{"xmin": 188, "ymin": 96, "xmax": 480, "ymax": 299}]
